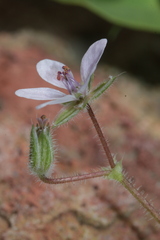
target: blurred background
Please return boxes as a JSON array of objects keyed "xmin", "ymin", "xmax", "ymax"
[
  {"xmin": 1, "ymin": 0, "xmax": 160, "ymax": 83},
  {"xmin": 0, "ymin": 0, "xmax": 160, "ymax": 239}
]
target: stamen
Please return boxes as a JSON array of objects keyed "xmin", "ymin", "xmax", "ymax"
[
  {"xmin": 62, "ymin": 65, "xmax": 70, "ymax": 74},
  {"xmin": 56, "ymin": 65, "xmax": 80, "ymax": 94},
  {"xmin": 57, "ymin": 71, "xmax": 62, "ymax": 81}
]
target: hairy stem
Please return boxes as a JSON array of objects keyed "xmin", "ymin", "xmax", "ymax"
[
  {"xmin": 86, "ymin": 104, "xmax": 160, "ymax": 223},
  {"xmin": 39, "ymin": 169, "xmax": 111, "ymax": 184},
  {"xmin": 121, "ymin": 176, "xmax": 160, "ymax": 223},
  {"xmin": 87, "ymin": 103, "xmax": 115, "ymax": 168}
]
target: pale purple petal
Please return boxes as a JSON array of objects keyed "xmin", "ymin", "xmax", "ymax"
[
  {"xmin": 15, "ymin": 88, "xmax": 66, "ymax": 100},
  {"xmin": 78, "ymin": 82, "xmax": 89, "ymax": 95},
  {"xmin": 36, "ymin": 95, "xmax": 76, "ymax": 109},
  {"xmin": 36, "ymin": 59, "xmax": 74, "ymax": 89},
  {"xmin": 80, "ymin": 39, "xmax": 107, "ymax": 85}
]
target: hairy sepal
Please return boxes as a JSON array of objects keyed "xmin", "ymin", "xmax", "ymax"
[
  {"xmin": 53, "ymin": 103, "xmax": 83, "ymax": 127},
  {"xmin": 90, "ymin": 75, "xmax": 117, "ymax": 101},
  {"xmin": 29, "ymin": 124, "xmax": 54, "ymax": 177}
]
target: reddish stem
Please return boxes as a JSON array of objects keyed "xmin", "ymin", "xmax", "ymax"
[
  {"xmin": 87, "ymin": 103, "xmax": 115, "ymax": 168},
  {"xmin": 40, "ymin": 169, "xmax": 110, "ymax": 184}
]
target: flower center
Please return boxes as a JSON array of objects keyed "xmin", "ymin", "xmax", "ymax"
[{"xmin": 57, "ymin": 66, "xmax": 80, "ymax": 94}]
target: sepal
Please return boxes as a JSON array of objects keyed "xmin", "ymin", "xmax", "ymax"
[
  {"xmin": 53, "ymin": 104, "xmax": 81, "ymax": 127},
  {"xmin": 29, "ymin": 115, "xmax": 54, "ymax": 177},
  {"xmin": 90, "ymin": 75, "xmax": 117, "ymax": 101}
]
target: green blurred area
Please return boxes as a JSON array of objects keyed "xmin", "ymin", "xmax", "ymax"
[
  {"xmin": 55, "ymin": 0, "xmax": 160, "ymax": 33},
  {"xmin": 0, "ymin": 0, "xmax": 160, "ymax": 85}
]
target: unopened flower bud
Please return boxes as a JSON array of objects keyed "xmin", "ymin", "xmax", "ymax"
[{"xmin": 29, "ymin": 115, "xmax": 54, "ymax": 177}]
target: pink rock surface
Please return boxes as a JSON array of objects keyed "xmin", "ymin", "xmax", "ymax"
[{"xmin": 0, "ymin": 32, "xmax": 160, "ymax": 240}]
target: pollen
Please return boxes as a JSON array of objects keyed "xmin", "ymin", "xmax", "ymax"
[
  {"xmin": 57, "ymin": 66, "xmax": 70, "ymax": 81},
  {"xmin": 62, "ymin": 65, "xmax": 70, "ymax": 74},
  {"xmin": 57, "ymin": 71, "xmax": 62, "ymax": 81}
]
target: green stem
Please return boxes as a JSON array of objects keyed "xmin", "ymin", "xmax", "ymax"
[{"xmin": 121, "ymin": 176, "xmax": 160, "ymax": 223}]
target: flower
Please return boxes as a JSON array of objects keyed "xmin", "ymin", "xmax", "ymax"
[
  {"xmin": 15, "ymin": 39, "xmax": 107, "ymax": 109},
  {"xmin": 15, "ymin": 39, "xmax": 118, "ymax": 126}
]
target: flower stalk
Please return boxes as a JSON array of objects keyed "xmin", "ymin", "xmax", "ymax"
[
  {"xmin": 87, "ymin": 103, "xmax": 115, "ymax": 169},
  {"xmin": 39, "ymin": 169, "xmax": 111, "ymax": 184}
]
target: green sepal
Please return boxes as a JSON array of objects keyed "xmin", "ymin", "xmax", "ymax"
[
  {"xmin": 29, "ymin": 124, "xmax": 54, "ymax": 176},
  {"xmin": 38, "ymin": 127, "xmax": 53, "ymax": 175},
  {"xmin": 90, "ymin": 75, "xmax": 117, "ymax": 101},
  {"xmin": 53, "ymin": 105, "xmax": 81, "ymax": 127},
  {"xmin": 29, "ymin": 125, "xmax": 40, "ymax": 170},
  {"xmin": 107, "ymin": 161, "xmax": 123, "ymax": 182}
]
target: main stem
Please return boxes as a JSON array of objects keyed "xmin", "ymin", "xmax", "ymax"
[
  {"xmin": 121, "ymin": 178, "xmax": 160, "ymax": 224},
  {"xmin": 87, "ymin": 103, "xmax": 115, "ymax": 168},
  {"xmin": 87, "ymin": 104, "xmax": 160, "ymax": 223}
]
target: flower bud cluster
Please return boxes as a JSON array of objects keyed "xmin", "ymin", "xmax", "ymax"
[{"xmin": 29, "ymin": 115, "xmax": 54, "ymax": 178}]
